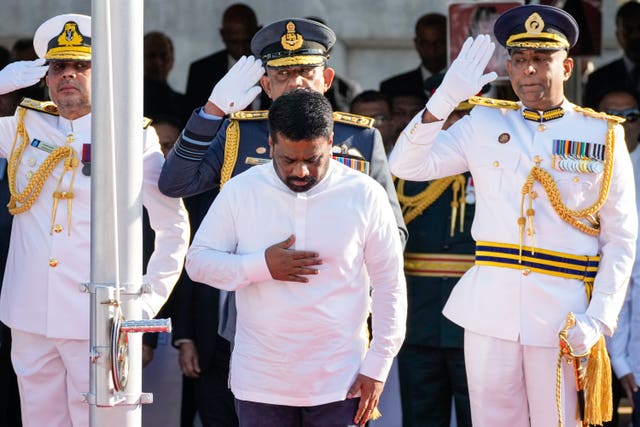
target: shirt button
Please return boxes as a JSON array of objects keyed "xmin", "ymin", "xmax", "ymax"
[
  {"xmin": 49, "ymin": 258, "xmax": 59, "ymax": 267},
  {"xmin": 522, "ymin": 268, "xmax": 531, "ymax": 276},
  {"xmin": 493, "ymin": 161, "xmax": 500, "ymax": 167},
  {"xmin": 573, "ymin": 176, "xmax": 580, "ymax": 183},
  {"xmin": 53, "ymin": 224, "xmax": 63, "ymax": 233},
  {"xmin": 533, "ymin": 155, "xmax": 542, "ymax": 164}
]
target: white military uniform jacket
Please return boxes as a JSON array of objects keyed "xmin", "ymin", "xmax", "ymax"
[
  {"xmin": 0, "ymin": 101, "xmax": 190, "ymax": 340},
  {"xmin": 389, "ymin": 99, "xmax": 637, "ymax": 347}
]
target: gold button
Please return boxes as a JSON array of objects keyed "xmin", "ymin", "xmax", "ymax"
[
  {"xmin": 49, "ymin": 258, "xmax": 59, "ymax": 267},
  {"xmin": 493, "ymin": 161, "xmax": 500, "ymax": 167},
  {"xmin": 26, "ymin": 171, "xmax": 34, "ymax": 179},
  {"xmin": 533, "ymin": 155, "xmax": 542, "ymax": 163},
  {"xmin": 522, "ymin": 268, "xmax": 531, "ymax": 276},
  {"xmin": 573, "ymin": 176, "xmax": 579, "ymax": 183},
  {"xmin": 66, "ymin": 133, "xmax": 75, "ymax": 143},
  {"xmin": 53, "ymin": 224, "xmax": 63, "ymax": 233}
]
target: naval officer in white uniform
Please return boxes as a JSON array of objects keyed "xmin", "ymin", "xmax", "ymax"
[
  {"xmin": 0, "ymin": 13, "xmax": 189, "ymax": 427},
  {"xmin": 389, "ymin": 4, "xmax": 637, "ymax": 427}
]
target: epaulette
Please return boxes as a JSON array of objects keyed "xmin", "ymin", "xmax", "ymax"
[
  {"xmin": 333, "ymin": 111, "xmax": 374, "ymax": 128},
  {"xmin": 143, "ymin": 117, "xmax": 153, "ymax": 129},
  {"xmin": 469, "ymin": 96, "xmax": 520, "ymax": 110},
  {"xmin": 573, "ymin": 106, "xmax": 626, "ymax": 124},
  {"xmin": 19, "ymin": 98, "xmax": 59, "ymax": 116},
  {"xmin": 230, "ymin": 110, "xmax": 268, "ymax": 120}
]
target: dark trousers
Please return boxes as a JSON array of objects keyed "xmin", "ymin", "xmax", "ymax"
[
  {"xmin": 633, "ymin": 388, "xmax": 640, "ymax": 427},
  {"xmin": 398, "ymin": 344, "xmax": 471, "ymax": 427},
  {"xmin": 0, "ymin": 324, "xmax": 21, "ymax": 427},
  {"xmin": 235, "ymin": 398, "xmax": 359, "ymax": 427},
  {"xmin": 196, "ymin": 336, "xmax": 238, "ymax": 427}
]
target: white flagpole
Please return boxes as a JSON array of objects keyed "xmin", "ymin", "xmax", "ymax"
[{"xmin": 89, "ymin": 0, "xmax": 153, "ymax": 425}]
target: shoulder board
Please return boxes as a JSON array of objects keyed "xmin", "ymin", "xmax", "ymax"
[
  {"xmin": 143, "ymin": 117, "xmax": 153, "ymax": 129},
  {"xmin": 19, "ymin": 98, "xmax": 59, "ymax": 116},
  {"xmin": 469, "ymin": 96, "xmax": 520, "ymax": 110},
  {"xmin": 573, "ymin": 106, "xmax": 625, "ymax": 124},
  {"xmin": 333, "ymin": 111, "xmax": 374, "ymax": 128},
  {"xmin": 230, "ymin": 110, "xmax": 268, "ymax": 120}
]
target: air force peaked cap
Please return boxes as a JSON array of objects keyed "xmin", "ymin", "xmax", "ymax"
[
  {"xmin": 34, "ymin": 13, "xmax": 91, "ymax": 61},
  {"xmin": 494, "ymin": 4, "xmax": 578, "ymax": 51},
  {"xmin": 251, "ymin": 18, "xmax": 336, "ymax": 68}
]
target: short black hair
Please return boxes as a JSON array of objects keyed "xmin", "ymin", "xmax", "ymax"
[
  {"xmin": 268, "ymin": 89, "xmax": 333, "ymax": 143},
  {"xmin": 415, "ymin": 13, "xmax": 446, "ymax": 35},
  {"xmin": 350, "ymin": 90, "xmax": 391, "ymax": 112},
  {"xmin": 616, "ymin": 1, "xmax": 640, "ymax": 22}
]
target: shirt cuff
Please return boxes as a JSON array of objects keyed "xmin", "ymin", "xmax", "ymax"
[
  {"xmin": 609, "ymin": 355, "xmax": 632, "ymax": 379},
  {"xmin": 242, "ymin": 250, "xmax": 272, "ymax": 283},
  {"xmin": 198, "ymin": 107, "xmax": 224, "ymax": 121},
  {"xmin": 359, "ymin": 352, "xmax": 394, "ymax": 383}
]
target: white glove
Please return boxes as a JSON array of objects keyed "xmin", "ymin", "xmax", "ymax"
[
  {"xmin": 208, "ymin": 55, "xmax": 264, "ymax": 115},
  {"xmin": 564, "ymin": 313, "xmax": 604, "ymax": 356},
  {"xmin": 426, "ymin": 35, "xmax": 498, "ymax": 120},
  {"xmin": 0, "ymin": 59, "xmax": 48, "ymax": 95}
]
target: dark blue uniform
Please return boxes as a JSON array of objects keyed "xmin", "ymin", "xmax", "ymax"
[
  {"xmin": 159, "ymin": 109, "xmax": 406, "ymax": 243},
  {"xmin": 396, "ymin": 177, "xmax": 474, "ymax": 427}
]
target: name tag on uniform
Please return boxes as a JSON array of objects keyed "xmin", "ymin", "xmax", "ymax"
[
  {"xmin": 245, "ymin": 157, "xmax": 270, "ymax": 166},
  {"xmin": 31, "ymin": 139, "xmax": 57, "ymax": 153}
]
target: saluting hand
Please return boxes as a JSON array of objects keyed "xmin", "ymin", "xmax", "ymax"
[
  {"xmin": 425, "ymin": 35, "xmax": 497, "ymax": 121},
  {"xmin": 0, "ymin": 59, "xmax": 48, "ymax": 95},
  {"xmin": 206, "ymin": 55, "xmax": 264, "ymax": 116},
  {"xmin": 265, "ymin": 235, "xmax": 322, "ymax": 283}
]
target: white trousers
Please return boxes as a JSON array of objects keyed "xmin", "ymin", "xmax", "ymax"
[
  {"xmin": 464, "ymin": 330, "xmax": 580, "ymax": 427},
  {"xmin": 11, "ymin": 329, "xmax": 89, "ymax": 427}
]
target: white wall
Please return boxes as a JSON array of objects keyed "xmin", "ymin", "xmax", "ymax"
[{"xmin": 0, "ymin": 0, "xmax": 625, "ymax": 97}]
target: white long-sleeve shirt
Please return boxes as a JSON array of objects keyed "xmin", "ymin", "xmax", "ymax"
[
  {"xmin": 607, "ymin": 147, "xmax": 640, "ymax": 382},
  {"xmin": 187, "ymin": 159, "xmax": 406, "ymax": 406}
]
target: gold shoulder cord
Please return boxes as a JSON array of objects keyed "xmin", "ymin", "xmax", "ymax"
[
  {"xmin": 220, "ymin": 120, "xmax": 240, "ymax": 187},
  {"xmin": 8, "ymin": 107, "xmax": 79, "ymax": 234},
  {"xmin": 518, "ymin": 119, "xmax": 616, "ymax": 258},
  {"xmin": 396, "ymin": 175, "xmax": 466, "ymax": 236}
]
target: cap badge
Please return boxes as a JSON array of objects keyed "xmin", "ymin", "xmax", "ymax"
[
  {"xmin": 524, "ymin": 13, "xmax": 544, "ymax": 35},
  {"xmin": 58, "ymin": 22, "xmax": 84, "ymax": 47},
  {"xmin": 281, "ymin": 21, "xmax": 304, "ymax": 51}
]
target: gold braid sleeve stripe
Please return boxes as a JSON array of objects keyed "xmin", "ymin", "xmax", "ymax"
[
  {"xmin": 220, "ymin": 119, "xmax": 240, "ymax": 188},
  {"xmin": 520, "ymin": 121, "xmax": 615, "ymax": 237},
  {"xmin": 7, "ymin": 107, "xmax": 78, "ymax": 216},
  {"xmin": 396, "ymin": 175, "xmax": 466, "ymax": 225}
]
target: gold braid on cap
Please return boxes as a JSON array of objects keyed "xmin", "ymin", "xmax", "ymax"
[
  {"xmin": 8, "ymin": 107, "xmax": 79, "ymax": 235},
  {"xmin": 396, "ymin": 175, "xmax": 467, "ymax": 236},
  {"xmin": 517, "ymin": 114, "xmax": 616, "ymax": 258}
]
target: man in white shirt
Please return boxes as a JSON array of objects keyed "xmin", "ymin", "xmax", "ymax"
[{"xmin": 186, "ymin": 88, "xmax": 406, "ymax": 427}]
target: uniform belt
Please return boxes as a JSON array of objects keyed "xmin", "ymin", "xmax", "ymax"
[
  {"xmin": 475, "ymin": 241, "xmax": 599, "ymax": 283},
  {"xmin": 404, "ymin": 253, "xmax": 475, "ymax": 278}
]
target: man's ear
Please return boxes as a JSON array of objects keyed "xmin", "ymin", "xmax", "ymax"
[
  {"xmin": 322, "ymin": 67, "xmax": 336, "ymax": 92},
  {"xmin": 261, "ymin": 75, "xmax": 272, "ymax": 99},
  {"xmin": 268, "ymin": 134, "xmax": 274, "ymax": 158}
]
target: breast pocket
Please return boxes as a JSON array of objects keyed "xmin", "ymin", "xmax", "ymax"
[
  {"xmin": 471, "ymin": 150, "xmax": 522, "ymax": 200},
  {"xmin": 553, "ymin": 173, "xmax": 598, "ymax": 210}
]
